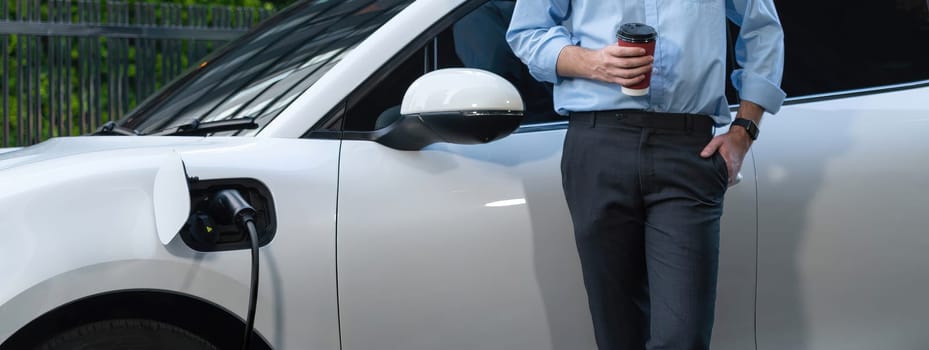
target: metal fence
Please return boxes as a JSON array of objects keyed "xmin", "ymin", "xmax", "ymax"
[{"xmin": 0, "ymin": 0, "xmax": 273, "ymax": 147}]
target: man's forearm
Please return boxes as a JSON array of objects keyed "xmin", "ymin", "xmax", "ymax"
[
  {"xmin": 556, "ymin": 45, "xmax": 595, "ymax": 79},
  {"xmin": 736, "ymin": 100, "xmax": 764, "ymax": 125},
  {"xmin": 556, "ymin": 45, "xmax": 653, "ymax": 86}
]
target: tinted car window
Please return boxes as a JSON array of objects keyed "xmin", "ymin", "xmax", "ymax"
[
  {"xmin": 449, "ymin": 0, "xmax": 559, "ymax": 124},
  {"xmin": 344, "ymin": 0, "xmax": 558, "ymax": 132},
  {"xmin": 776, "ymin": 0, "xmax": 929, "ymax": 97},
  {"xmin": 119, "ymin": 0, "xmax": 413, "ymax": 136}
]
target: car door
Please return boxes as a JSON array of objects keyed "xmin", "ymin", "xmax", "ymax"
[
  {"xmin": 327, "ymin": 1, "xmax": 758, "ymax": 349},
  {"xmin": 755, "ymin": 1, "xmax": 929, "ymax": 349}
]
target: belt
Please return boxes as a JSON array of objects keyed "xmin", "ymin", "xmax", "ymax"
[{"xmin": 570, "ymin": 109, "xmax": 715, "ymax": 134}]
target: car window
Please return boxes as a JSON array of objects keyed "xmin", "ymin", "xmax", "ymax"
[
  {"xmin": 119, "ymin": 0, "xmax": 414, "ymax": 136},
  {"xmin": 343, "ymin": 0, "xmax": 559, "ymax": 132},
  {"xmin": 776, "ymin": 0, "xmax": 929, "ymax": 97},
  {"xmin": 447, "ymin": 0, "xmax": 560, "ymax": 124}
]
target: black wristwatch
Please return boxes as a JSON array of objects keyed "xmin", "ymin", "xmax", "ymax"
[{"xmin": 731, "ymin": 118, "xmax": 759, "ymax": 141}]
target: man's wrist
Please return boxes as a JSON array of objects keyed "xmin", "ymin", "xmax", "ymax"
[
  {"xmin": 736, "ymin": 100, "xmax": 765, "ymax": 124},
  {"xmin": 730, "ymin": 118, "xmax": 759, "ymax": 141},
  {"xmin": 729, "ymin": 122, "xmax": 753, "ymax": 142},
  {"xmin": 729, "ymin": 118, "xmax": 759, "ymax": 143}
]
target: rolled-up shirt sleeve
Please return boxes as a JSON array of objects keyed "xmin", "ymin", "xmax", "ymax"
[
  {"xmin": 505, "ymin": 0, "xmax": 575, "ymax": 84},
  {"xmin": 726, "ymin": 0, "xmax": 787, "ymax": 114}
]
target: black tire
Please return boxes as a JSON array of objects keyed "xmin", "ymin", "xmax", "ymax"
[{"xmin": 38, "ymin": 319, "xmax": 218, "ymax": 350}]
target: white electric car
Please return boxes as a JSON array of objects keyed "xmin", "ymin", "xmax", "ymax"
[{"xmin": 2, "ymin": 0, "xmax": 929, "ymax": 349}]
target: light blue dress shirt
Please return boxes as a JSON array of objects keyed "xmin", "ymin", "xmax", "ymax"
[{"xmin": 505, "ymin": 0, "xmax": 786, "ymax": 125}]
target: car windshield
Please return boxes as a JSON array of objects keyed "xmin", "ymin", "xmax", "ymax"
[{"xmin": 118, "ymin": 0, "xmax": 413, "ymax": 136}]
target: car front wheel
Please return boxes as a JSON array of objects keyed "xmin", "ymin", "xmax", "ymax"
[{"xmin": 38, "ymin": 319, "xmax": 217, "ymax": 350}]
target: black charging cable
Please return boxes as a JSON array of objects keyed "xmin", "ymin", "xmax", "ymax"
[
  {"xmin": 242, "ymin": 220, "xmax": 260, "ymax": 350},
  {"xmin": 208, "ymin": 189, "xmax": 260, "ymax": 350}
]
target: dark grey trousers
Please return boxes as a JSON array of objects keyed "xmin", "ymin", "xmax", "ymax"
[{"xmin": 561, "ymin": 111, "xmax": 729, "ymax": 350}]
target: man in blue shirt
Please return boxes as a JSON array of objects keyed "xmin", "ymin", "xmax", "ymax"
[{"xmin": 507, "ymin": 1, "xmax": 784, "ymax": 349}]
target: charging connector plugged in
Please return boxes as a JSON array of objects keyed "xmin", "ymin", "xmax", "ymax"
[{"xmin": 190, "ymin": 189, "xmax": 262, "ymax": 350}]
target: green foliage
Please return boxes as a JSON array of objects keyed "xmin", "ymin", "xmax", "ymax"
[
  {"xmin": 141, "ymin": 0, "xmax": 294, "ymax": 12},
  {"xmin": 2, "ymin": 0, "xmax": 294, "ymax": 147}
]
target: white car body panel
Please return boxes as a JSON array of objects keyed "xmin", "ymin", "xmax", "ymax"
[
  {"xmin": 0, "ymin": 137, "xmax": 342, "ymax": 349},
  {"xmin": 337, "ymin": 131, "xmax": 595, "ymax": 350},
  {"xmin": 756, "ymin": 85, "xmax": 929, "ymax": 350},
  {"xmin": 0, "ymin": 142, "xmax": 193, "ymax": 308}
]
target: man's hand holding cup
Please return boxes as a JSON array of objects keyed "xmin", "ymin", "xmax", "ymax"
[
  {"xmin": 591, "ymin": 45, "xmax": 654, "ymax": 90},
  {"xmin": 615, "ymin": 23, "xmax": 657, "ymax": 96}
]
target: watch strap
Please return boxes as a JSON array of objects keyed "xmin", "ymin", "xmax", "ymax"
[{"xmin": 731, "ymin": 118, "xmax": 759, "ymax": 141}]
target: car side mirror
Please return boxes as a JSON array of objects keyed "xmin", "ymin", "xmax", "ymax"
[{"xmin": 373, "ymin": 68, "xmax": 524, "ymax": 151}]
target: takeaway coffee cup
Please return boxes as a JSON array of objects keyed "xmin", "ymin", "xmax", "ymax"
[{"xmin": 616, "ymin": 23, "xmax": 657, "ymax": 96}]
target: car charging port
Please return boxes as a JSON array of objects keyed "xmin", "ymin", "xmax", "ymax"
[{"xmin": 181, "ymin": 178, "xmax": 276, "ymax": 252}]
